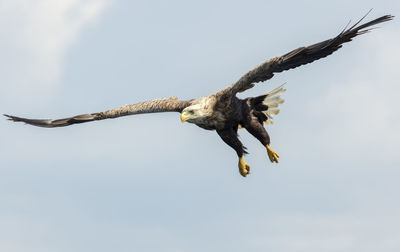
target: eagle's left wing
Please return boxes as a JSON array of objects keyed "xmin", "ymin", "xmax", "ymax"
[
  {"xmin": 227, "ymin": 13, "xmax": 393, "ymax": 95},
  {"xmin": 4, "ymin": 96, "xmax": 191, "ymax": 128}
]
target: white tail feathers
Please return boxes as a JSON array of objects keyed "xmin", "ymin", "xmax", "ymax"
[
  {"xmin": 265, "ymin": 83, "xmax": 287, "ymax": 97},
  {"xmin": 262, "ymin": 83, "xmax": 286, "ymax": 125},
  {"xmin": 266, "ymin": 108, "xmax": 281, "ymax": 116},
  {"xmin": 263, "ymin": 97, "xmax": 285, "ymax": 108}
]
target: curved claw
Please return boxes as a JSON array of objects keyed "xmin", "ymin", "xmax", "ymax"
[
  {"xmin": 266, "ymin": 145, "xmax": 279, "ymax": 163},
  {"xmin": 238, "ymin": 157, "xmax": 251, "ymax": 177}
]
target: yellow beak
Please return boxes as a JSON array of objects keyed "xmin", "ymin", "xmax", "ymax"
[{"xmin": 180, "ymin": 113, "xmax": 187, "ymax": 123}]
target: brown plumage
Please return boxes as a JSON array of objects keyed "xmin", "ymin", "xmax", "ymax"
[
  {"xmin": 5, "ymin": 97, "xmax": 191, "ymax": 128},
  {"xmin": 4, "ymin": 13, "xmax": 393, "ymax": 177}
]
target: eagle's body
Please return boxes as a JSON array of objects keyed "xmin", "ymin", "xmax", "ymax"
[
  {"xmin": 5, "ymin": 13, "xmax": 393, "ymax": 177},
  {"xmin": 185, "ymin": 93, "xmax": 243, "ymax": 131}
]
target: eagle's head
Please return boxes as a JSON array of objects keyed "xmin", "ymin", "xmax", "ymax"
[{"xmin": 180, "ymin": 97, "xmax": 215, "ymax": 124}]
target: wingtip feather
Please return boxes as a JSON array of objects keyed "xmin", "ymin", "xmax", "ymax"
[{"xmin": 4, "ymin": 114, "xmax": 20, "ymax": 122}]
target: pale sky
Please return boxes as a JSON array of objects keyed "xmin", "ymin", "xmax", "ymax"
[{"xmin": 1, "ymin": 1, "xmax": 399, "ymax": 251}]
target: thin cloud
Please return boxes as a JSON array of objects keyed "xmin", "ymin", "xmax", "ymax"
[
  {"xmin": 305, "ymin": 29, "xmax": 400, "ymax": 164},
  {"xmin": 0, "ymin": 0, "xmax": 111, "ymax": 107}
]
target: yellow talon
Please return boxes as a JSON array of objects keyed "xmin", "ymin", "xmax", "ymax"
[
  {"xmin": 238, "ymin": 157, "xmax": 251, "ymax": 177},
  {"xmin": 266, "ymin": 145, "xmax": 279, "ymax": 163}
]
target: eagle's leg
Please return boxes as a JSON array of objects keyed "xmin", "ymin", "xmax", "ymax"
[
  {"xmin": 244, "ymin": 118, "xmax": 279, "ymax": 163},
  {"xmin": 216, "ymin": 128, "xmax": 250, "ymax": 177}
]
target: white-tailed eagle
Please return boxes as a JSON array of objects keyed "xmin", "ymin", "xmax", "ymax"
[{"xmin": 5, "ymin": 13, "xmax": 393, "ymax": 177}]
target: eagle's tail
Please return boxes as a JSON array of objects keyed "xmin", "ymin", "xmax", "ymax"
[{"xmin": 251, "ymin": 83, "xmax": 286, "ymax": 125}]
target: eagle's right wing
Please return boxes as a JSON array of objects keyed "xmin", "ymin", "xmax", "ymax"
[
  {"xmin": 4, "ymin": 96, "xmax": 192, "ymax": 128},
  {"xmin": 226, "ymin": 13, "xmax": 393, "ymax": 95}
]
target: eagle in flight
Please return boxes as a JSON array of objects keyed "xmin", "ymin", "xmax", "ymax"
[{"xmin": 5, "ymin": 13, "xmax": 393, "ymax": 177}]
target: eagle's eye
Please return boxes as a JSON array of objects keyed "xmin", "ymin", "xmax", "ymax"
[{"xmin": 188, "ymin": 110, "xmax": 194, "ymax": 114}]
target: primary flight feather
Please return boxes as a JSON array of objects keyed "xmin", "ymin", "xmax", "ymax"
[{"xmin": 5, "ymin": 13, "xmax": 393, "ymax": 177}]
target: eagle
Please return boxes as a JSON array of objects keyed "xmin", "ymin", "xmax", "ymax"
[{"xmin": 4, "ymin": 13, "xmax": 393, "ymax": 177}]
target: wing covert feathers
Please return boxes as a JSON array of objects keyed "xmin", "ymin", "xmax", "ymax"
[
  {"xmin": 229, "ymin": 13, "xmax": 393, "ymax": 94},
  {"xmin": 4, "ymin": 97, "xmax": 191, "ymax": 128}
]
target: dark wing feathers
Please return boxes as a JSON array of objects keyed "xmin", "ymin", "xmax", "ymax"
[
  {"xmin": 4, "ymin": 97, "xmax": 191, "ymax": 128},
  {"xmin": 4, "ymin": 113, "xmax": 94, "ymax": 128},
  {"xmin": 4, "ymin": 13, "xmax": 394, "ymax": 128},
  {"xmin": 229, "ymin": 14, "xmax": 394, "ymax": 94}
]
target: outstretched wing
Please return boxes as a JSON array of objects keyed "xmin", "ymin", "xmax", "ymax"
[
  {"xmin": 228, "ymin": 13, "xmax": 394, "ymax": 94},
  {"xmin": 4, "ymin": 96, "xmax": 192, "ymax": 128}
]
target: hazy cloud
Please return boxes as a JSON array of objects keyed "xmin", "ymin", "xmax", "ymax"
[
  {"xmin": 0, "ymin": 0, "xmax": 111, "ymax": 106},
  {"xmin": 0, "ymin": 2, "xmax": 398, "ymax": 252},
  {"xmin": 306, "ymin": 29, "xmax": 400, "ymax": 164}
]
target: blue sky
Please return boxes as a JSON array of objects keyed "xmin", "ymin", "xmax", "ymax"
[{"xmin": 1, "ymin": 1, "xmax": 399, "ymax": 251}]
